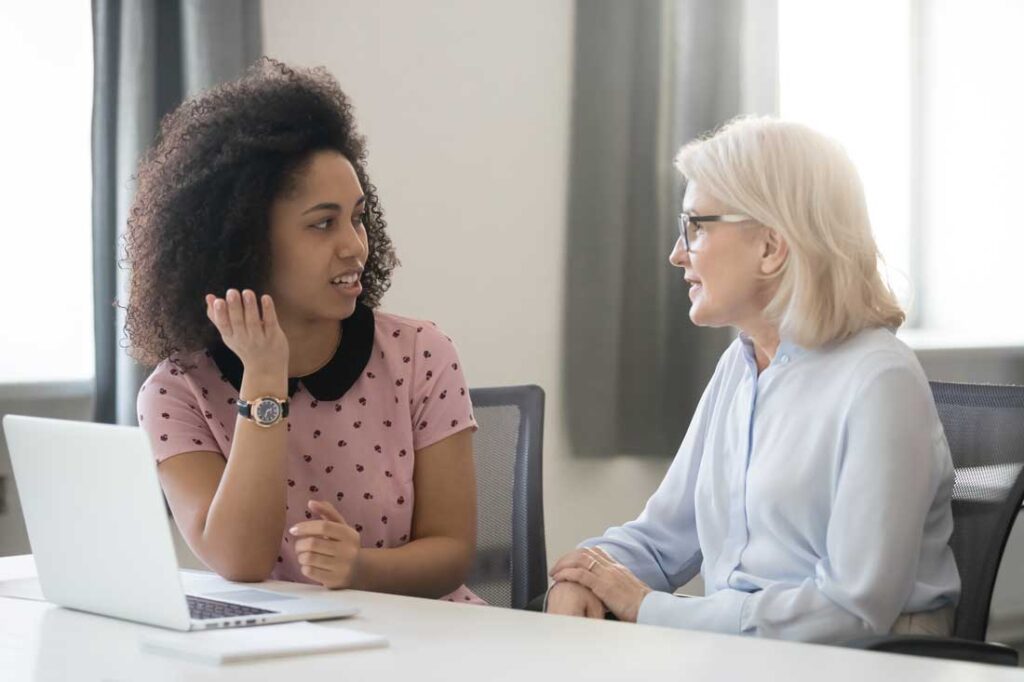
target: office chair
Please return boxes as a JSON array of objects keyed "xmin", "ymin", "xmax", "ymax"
[
  {"xmin": 850, "ymin": 381, "xmax": 1024, "ymax": 666},
  {"xmin": 465, "ymin": 385, "xmax": 547, "ymax": 609}
]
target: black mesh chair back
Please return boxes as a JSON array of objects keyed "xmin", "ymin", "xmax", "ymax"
[
  {"xmin": 466, "ymin": 385, "xmax": 547, "ymax": 608},
  {"xmin": 932, "ymin": 381, "xmax": 1024, "ymax": 640}
]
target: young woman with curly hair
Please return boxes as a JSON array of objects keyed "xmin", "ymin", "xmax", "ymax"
[{"xmin": 128, "ymin": 58, "xmax": 482, "ymax": 604}]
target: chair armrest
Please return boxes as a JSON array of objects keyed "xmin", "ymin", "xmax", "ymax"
[
  {"xmin": 525, "ymin": 592, "xmax": 546, "ymax": 612},
  {"xmin": 845, "ymin": 634, "xmax": 1018, "ymax": 666}
]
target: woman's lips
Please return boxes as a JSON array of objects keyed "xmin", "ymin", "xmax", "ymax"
[{"xmin": 331, "ymin": 279, "xmax": 362, "ymax": 296}]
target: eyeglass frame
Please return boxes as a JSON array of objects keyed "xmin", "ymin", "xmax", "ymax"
[{"xmin": 677, "ymin": 213, "xmax": 752, "ymax": 253}]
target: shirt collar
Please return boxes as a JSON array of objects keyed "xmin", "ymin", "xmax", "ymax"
[
  {"xmin": 738, "ymin": 332, "xmax": 808, "ymax": 367},
  {"xmin": 210, "ymin": 302, "xmax": 375, "ymax": 401}
]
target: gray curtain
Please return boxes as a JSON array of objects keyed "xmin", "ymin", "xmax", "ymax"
[
  {"xmin": 92, "ymin": 0, "xmax": 262, "ymax": 425},
  {"xmin": 564, "ymin": 0, "xmax": 777, "ymax": 456}
]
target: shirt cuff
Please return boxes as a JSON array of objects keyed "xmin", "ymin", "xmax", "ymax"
[{"xmin": 637, "ymin": 589, "xmax": 750, "ymax": 635}]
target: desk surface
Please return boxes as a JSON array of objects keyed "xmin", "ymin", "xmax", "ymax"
[{"xmin": 0, "ymin": 554, "xmax": 1018, "ymax": 681}]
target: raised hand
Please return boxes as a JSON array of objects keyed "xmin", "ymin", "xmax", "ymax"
[{"xmin": 205, "ymin": 289, "xmax": 289, "ymax": 377}]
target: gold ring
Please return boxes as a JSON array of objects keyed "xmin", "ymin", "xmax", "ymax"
[{"xmin": 587, "ymin": 559, "xmax": 598, "ymax": 571}]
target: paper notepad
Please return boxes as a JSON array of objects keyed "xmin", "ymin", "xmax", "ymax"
[{"xmin": 140, "ymin": 621, "xmax": 388, "ymax": 664}]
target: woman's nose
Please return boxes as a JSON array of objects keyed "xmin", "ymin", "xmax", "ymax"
[
  {"xmin": 669, "ymin": 237, "xmax": 689, "ymax": 267},
  {"xmin": 335, "ymin": 221, "xmax": 367, "ymax": 260}
]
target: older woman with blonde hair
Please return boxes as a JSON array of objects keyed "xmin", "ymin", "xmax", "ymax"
[{"xmin": 546, "ymin": 117, "xmax": 960, "ymax": 642}]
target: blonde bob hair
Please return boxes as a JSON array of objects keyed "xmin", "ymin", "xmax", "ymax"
[{"xmin": 674, "ymin": 116, "xmax": 905, "ymax": 348}]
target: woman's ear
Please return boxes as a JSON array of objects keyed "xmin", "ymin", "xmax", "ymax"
[{"xmin": 760, "ymin": 227, "xmax": 788, "ymax": 276}]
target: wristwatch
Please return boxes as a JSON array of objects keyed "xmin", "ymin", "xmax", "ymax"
[{"xmin": 237, "ymin": 396, "xmax": 290, "ymax": 427}]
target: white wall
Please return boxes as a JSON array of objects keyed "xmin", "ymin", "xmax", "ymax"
[
  {"xmin": 0, "ymin": 387, "xmax": 94, "ymax": 558},
  {"xmin": 261, "ymin": 0, "xmax": 673, "ymax": 563}
]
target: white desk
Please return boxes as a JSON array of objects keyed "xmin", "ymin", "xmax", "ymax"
[{"xmin": 0, "ymin": 554, "xmax": 1018, "ymax": 681}]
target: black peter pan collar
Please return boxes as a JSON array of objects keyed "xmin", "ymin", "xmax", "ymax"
[{"xmin": 210, "ymin": 302, "xmax": 375, "ymax": 401}]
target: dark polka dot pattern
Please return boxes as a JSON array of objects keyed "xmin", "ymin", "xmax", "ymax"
[{"xmin": 136, "ymin": 311, "xmax": 481, "ymax": 604}]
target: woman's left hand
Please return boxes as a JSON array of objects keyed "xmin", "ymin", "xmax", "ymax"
[
  {"xmin": 289, "ymin": 500, "xmax": 362, "ymax": 589},
  {"xmin": 551, "ymin": 547, "xmax": 653, "ymax": 623}
]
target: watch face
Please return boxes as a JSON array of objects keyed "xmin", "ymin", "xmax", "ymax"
[{"xmin": 254, "ymin": 399, "xmax": 282, "ymax": 425}]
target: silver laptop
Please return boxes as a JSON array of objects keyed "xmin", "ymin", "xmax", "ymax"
[{"xmin": 3, "ymin": 414, "xmax": 358, "ymax": 631}]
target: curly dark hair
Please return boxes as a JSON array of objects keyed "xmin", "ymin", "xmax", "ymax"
[{"xmin": 123, "ymin": 58, "xmax": 398, "ymax": 366}]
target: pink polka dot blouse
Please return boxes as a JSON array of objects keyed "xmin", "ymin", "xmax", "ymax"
[{"xmin": 137, "ymin": 304, "xmax": 484, "ymax": 604}]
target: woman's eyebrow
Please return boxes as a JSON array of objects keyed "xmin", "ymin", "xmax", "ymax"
[
  {"xmin": 301, "ymin": 202, "xmax": 342, "ymax": 215},
  {"xmin": 354, "ymin": 196, "xmax": 366, "ymax": 210}
]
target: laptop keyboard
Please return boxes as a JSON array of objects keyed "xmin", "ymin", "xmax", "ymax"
[{"xmin": 186, "ymin": 595, "xmax": 276, "ymax": 620}]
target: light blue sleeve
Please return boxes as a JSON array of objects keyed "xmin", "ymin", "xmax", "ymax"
[
  {"xmin": 637, "ymin": 363, "xmax": 948, "ymax": 642},
  {"xmin": 578, "ymin": 366, "xmax": 723, "ymax": 593}
]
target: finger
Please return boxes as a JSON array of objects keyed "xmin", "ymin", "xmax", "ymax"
[
  {"xmin": 296, "ymin": 551, "xmax": 338, "ymax": 571},
  {"xmin": 609, "ymin": 562, "xmax": 638, "ymax": 582},
  {"xmin": 550, "ymin": 549, "xmax": 588, "ymax": 576},
  {"xmin": 204, "ymin": 294, "xmax": 218, "ymax": 325},
  {"xmin": 585, "ymin": 598, "xmax": 605, "ymax": 619},
  {"xmin": 289, "ymin": 519, "xmax": 349, "ymax": 541},
  {"xmin": 299, "ymin": 564, "xmax": 336, "ymax": 586},
  {"xmin": 211, "ymin": 298, "xmax": 232, "ymax": 335},
  {"xmin": 242, "ymin": 289, "xmax": 262, "ymax": 336},
  {"xmin": 556, "ymin": 570, "xmax": 615, "ymax": 610},
  {"xmin": 225, "ymin": 289, "xmax": 246, "ymax": 332},
  {"xmin": 591, "ymin": 547, "xmax": 618, "ymax": 566},
  {"xmin": 585, "ymin": 544, "xmax": 614, "ymax": 565},
  {"xmin": 604, "ymin": 561, "xmax": 646, "ymax": 593},
  {"xmin": 261, "ymin": 294, "xmax": 278, "ymax": 330},
  {"xmin": 552, "ymin": 568, "xmax": 598, "ymax": 591},
  {"xmin": 293, "ymin": 536, "xmax": 337, "ymax": 557},
  {"xmin": 554, "ymin": 551, "xmax": 601, "ymax": 573},
  {"xmin": 308, "ymin": 499, "xmax": 347, "ymax": 526}
]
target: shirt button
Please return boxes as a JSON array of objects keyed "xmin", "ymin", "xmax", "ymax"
[{"xmin": 778, "ymin": 354, "xmax": 789, "ymax": 365}]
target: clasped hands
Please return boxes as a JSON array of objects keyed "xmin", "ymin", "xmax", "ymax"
[{"xmin": 547, "ymin": 547, "xmax": 653, "ymax": 622}]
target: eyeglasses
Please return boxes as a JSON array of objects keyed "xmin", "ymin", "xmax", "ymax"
[{"xmin": 677, "ymin": 213, "xmax": 752, "ymax": 252}]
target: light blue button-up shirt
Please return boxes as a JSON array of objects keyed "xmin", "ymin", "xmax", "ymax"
[{"xmin": 581, "ymin": 327, "xmax": 960, "ymax": 642}]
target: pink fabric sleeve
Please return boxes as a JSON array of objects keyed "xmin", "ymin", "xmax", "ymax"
[
  {"xmin": 409, "ymin": 324, "xmax": 477, "ymax": 451},
  {"xmin": 137, "ymin": 362, "xmax": 221, "ymax": 463}
]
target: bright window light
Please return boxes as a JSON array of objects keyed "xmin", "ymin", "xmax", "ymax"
[
  {"xmin": 918, "ymin": 0, "xmax": 1024, "ymax": 339},
  {"xmin": 779, "ymin": 0, "xmax": 913, "ymax": 314},
  {"xmin": 779, "ymin": 0, "xmax": 1024, "ymax": 342},
  {"xmin": 0, "ymin": 4, "xmax": 94, "ymax": 382}
]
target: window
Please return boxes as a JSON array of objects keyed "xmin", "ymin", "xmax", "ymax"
[
  {"xmin": 0, "ymin": 4, "xmax": 94, "ymax": 383},
  {"xmin": 779, "ymin": 0, "xmax": 1024, "ymax": 342}
]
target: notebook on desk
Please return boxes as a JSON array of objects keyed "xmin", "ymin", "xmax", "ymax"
[
  {"xmin": 2, "ymin": 414, "xmax": 358, "ymax": 631},
  {"xmin": 140, "ymin": 621, "xmax": 388, "ymax": 664}
]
